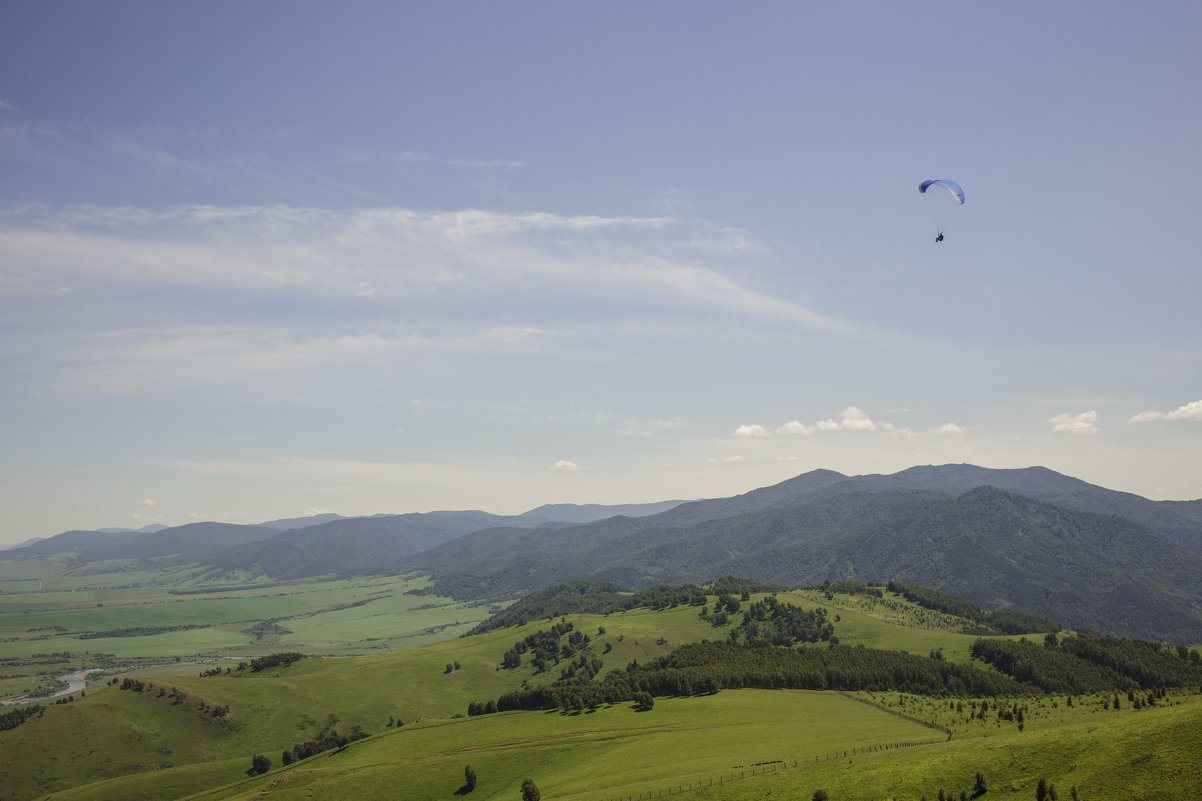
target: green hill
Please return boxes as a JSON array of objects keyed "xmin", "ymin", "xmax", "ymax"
[{"xmin": 4, "ymin": 581, "xmax": 1201, "ymax": 801}]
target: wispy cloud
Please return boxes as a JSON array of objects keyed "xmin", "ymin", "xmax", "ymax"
[
  {"xmin": 339, "ymin": 148, "xmax": 528, "ymax": 170},
  {"xmin": 550, "ymin": 460, "xmax": 583, "ymax": 472},
  {"xmin": 1129, "ymin": 400, "xmax": 1202, "ymax": 423},
  {"xmin": 0, "ymin": 204, "xmax": 835, "ymax": 330},
  {"xmin": 46, "ymin": 322, "xmax": 565, "ymax": 393}
]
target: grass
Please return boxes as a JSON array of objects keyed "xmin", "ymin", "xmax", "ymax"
[
  {"xmin": 5, "ymin": 582, "xmax": 1200, "ymax": 801},
  {"xmin": 40, "ymin": 691, "xmax": 1201, "ymax": 801},
  {"xmin": 93, "ymin": 689, "xmax": 946, "ymax": 801}
]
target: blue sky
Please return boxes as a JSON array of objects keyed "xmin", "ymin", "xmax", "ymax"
[{"xmin": 2, "ymin": 2, "xmax": 1200, "ymax": 542}]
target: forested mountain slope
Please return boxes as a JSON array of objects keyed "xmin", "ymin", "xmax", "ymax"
[{"xmin": 412, "ymin": 486, "xmax": 1202, "ymax": 642}]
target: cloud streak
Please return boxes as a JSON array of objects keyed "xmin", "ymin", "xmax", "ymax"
[{"xmin": 0, "ymin": 204, "xmax": 839, "ymax": 331}]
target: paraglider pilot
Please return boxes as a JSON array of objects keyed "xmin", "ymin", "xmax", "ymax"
[{"xmin": 935, "ymin": 232, "xmax": 944, "ymax": 243}]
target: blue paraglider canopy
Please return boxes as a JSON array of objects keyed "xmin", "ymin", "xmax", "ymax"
[{"xmin": 919, "ymin": 179, "xmax": 965, "ymax": 205}]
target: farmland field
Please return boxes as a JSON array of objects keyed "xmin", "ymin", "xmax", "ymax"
[{"xmin": 0, "ymin": 573, "xmax": 493, "ymax": 700}]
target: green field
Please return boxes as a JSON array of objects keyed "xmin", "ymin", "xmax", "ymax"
[
  {"xmin": 0, "ymin": 574, "xmax": 493, "ymax": 699},
  {"xmin": 3, "ymin": 582, "xmax": 1200, "ymax": 801},
  {"xmin": 35, "ymin": 691, "xmax": 1202, "ymax": 801}
]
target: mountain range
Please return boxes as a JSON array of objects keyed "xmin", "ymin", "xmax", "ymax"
[{"xmin": 6, "ymin": 464, "xmax": 1202, "ymax": 642}]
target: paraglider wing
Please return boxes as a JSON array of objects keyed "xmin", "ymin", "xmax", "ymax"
[{"xmin": 919, "ymin": 179, "xmax": 965, "ymax": 204}]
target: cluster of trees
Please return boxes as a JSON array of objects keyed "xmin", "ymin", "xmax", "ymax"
[
  {"xmin": 469, "ymin": 577, "xmax": 787, "ymax": 636},
  {"xmin": 470, "ymin": 582, "xmax": 707, "ymax": 636},
  {"xmin": 500, "ymin": 621, "xmax": 581, "ymax": 672},
  {"xmin": 245, "ymin": 621, "xmax": 293, "ymax": 640},
  {"xmin": 279, "ymin": 726, "xmax": 369, "ymax": 766},
  {"xmin": 887, "ymin": 581, "xmax": 1061, "ymax": 635},
  {"xmin": 731, "ymin": 595, "xmax": 834, "ymax": 646},
  {"xmin": 249, "ymin": 652, "xmax": 306, "ymax": 672},
  {"xmin": 0, "ymin": 704, "xmax": 43, "ymax": 731},
  {"xmin": 969, "ymin": 630, "xmax": 1202, "ymax": 694}
]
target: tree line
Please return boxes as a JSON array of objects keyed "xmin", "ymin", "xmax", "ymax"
[
  {"xmin": 469, "ymin": 638, "xmax": 1036, "ymax": 716},
  {"xmin": 77, "ymin": 624, "xmax": 208, "ymax": 639},
  {"xmin": 887, "ymin": 580, "xmax": 1061, "ymax": 635},
  {"xmin": 969, "ymin": 630, "xmax": 1202, "ymax": 694}
]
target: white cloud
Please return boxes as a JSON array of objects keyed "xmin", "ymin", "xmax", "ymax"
[
  {"xmin": 775, "ymin": 420, "xmax": 814, "ymax": 436},
  {"xmin": 733, "ymin": 424, "xmax": 770, "ymax": 437},
  {"xmin": 1129, "ymin": 400, "xmax": 1202, "ymax": 423},
  {"xmin": 139, "ymin": 498, "xmax": 158, "ymax": 507},
  {"xmin": 935, "ymin": 422, "xmax": 966, "ymax": 434},
  {"xmin": 706, "ymin": 455, "xmax": 745, "ymax": 464},
  {"xmin": 816, "ymin": 406, "xmax": 877, "ymax": 432},
  {"xmin": 550, "ymin": 460, "xmax": 582, "ymax": 472},
  {"xmin": 1051, "ymin": 410, "xmax": 1099, "ymax": 435}
]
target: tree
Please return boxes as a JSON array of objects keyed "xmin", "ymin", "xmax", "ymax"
[
  {"xmin": 248, "ymin": 754, "xmax": 271, "ymax": 776},
  {"xmin": 1035, "ymin": 778, "xmax": 1048, "ymax": 801},
  {"xmin": 974, "ymin": 771, "xmax": 988, "ymax": 796},
  {"xmin": 813, "ymin": 791, "xmax": 829, "ymax": 801},
  {"xmin": 521, "ymin": 778, "xmax": 541, "ymax": 801},
  {"xmin": 633, "ymin": 691, "xmax": 655, "ymax": 711},
  {"xmin": 464, "ymin": 765, "xmax": 477, "ymax": 792}
]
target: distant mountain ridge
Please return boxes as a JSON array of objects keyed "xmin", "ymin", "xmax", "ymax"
[
  {"xmin": 403, "ymin": 466, "xmax": 1202, "ymax": 642},
  {"xmin": 5, "ymin": 465, "xmax": 1202, "ymax": 642},
  {"xmin": 3, "ymin": 498, "xmax": 688, "ymax": 568}
]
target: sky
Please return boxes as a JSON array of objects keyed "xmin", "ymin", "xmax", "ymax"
[{"xmin": 2, "ymin": 2, "xmax": 1200, "ymax": 544}]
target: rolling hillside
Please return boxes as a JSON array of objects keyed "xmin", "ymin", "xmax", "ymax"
[{"xmin": 3, "ymin": 582, "xmax": 1199, "ymax": 801}]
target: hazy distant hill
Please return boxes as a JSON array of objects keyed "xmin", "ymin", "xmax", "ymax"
[
  {"xmin": 517, "ymin": 499, "xmax": 688, "ymax": 524},
  {"xmin": 3, "ymin": 499, "xmax": 679, "ymax": 573},
  {"xmin": 1, "ymin": 522, "xmax": 280, "ymax": 565},
  {"xmin": 204, "ymin": 511, "xmax": 545, "ymax": 580},
  {"xmin": 6, "ymin": 464, "xmax": 1202, "ymax": 641},
  {"xmin": 258, "ymin": 513, "xmax": 348, "ymax": 530}
]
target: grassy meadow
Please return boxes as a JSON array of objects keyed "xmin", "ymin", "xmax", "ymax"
[{"xmin": 3, "ymin": 581, "xmax": 1200, "ymax": 801}]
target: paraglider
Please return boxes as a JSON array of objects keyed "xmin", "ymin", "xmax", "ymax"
[{"xmin": 919, "ymin": 179, "xmax": 964, "ymax": 242}]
